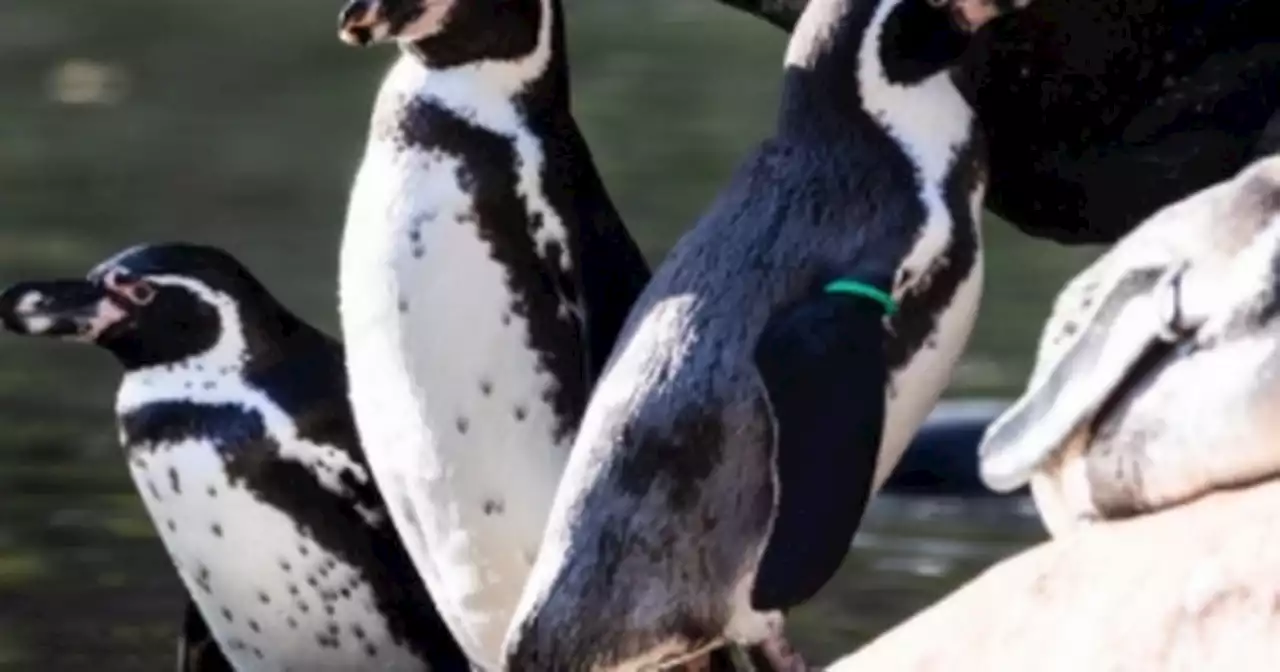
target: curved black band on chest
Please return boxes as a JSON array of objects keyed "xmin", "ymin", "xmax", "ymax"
[
  {"xmin": 749, "ymin": 286, "xmax": 891, "ymax": 611},
  {"xmin": 378, "ymin": 63, "xmax": 651, "ymax": 439},
  {"xmin": 120, "ymin": 363, "xmax": 469, "ymax": 669}
]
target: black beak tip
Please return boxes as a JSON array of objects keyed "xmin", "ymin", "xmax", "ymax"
[
  {"xmin": 0, "ymin": 283, "xmax": 41, "ymax": 334},
  {"xmin": 0, "ymin": 280, "xmax": 111, "ymax": 338},
  {"xmin": 0, "ymin": 285, "xmax": 18, "ymax": 310}
]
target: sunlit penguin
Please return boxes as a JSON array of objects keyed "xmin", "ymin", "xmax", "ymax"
[
  {"xmin": 0, "ymin": 243, "xmax": 468, "ymax": 672},
  {"xmin": 333, "ymin": 0, "xmax": 655, "ymax": 669},
  {"xmin": 503, "ymin": 0, "xmax": 1039, "ymax": 669},
  {"xmin": 979, "ymin": 156, "xmax": 1280, "ymax": 535}
]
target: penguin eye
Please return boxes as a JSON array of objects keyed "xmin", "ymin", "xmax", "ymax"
[
  {"xmin": 123, "ymin": 281, "xmax": 157, "ymax": 306},
  {"xmin": 104, "ymin": 269, "xmax": 157, "ymax": 306}
]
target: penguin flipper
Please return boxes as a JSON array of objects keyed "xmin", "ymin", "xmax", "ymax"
[
  {"xmin": 749, "ymin": 290, "xmax": 889, "ymax": 612},
  {"xmin": 979, "ymin": 266, "xmax": 1177, "ymax": 493},
  {"xmin": 176, "ymin": 599, "xmax": 233, "ymax": 672}
]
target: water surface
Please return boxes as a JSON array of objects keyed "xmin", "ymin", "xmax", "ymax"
[{"xmin": 793, "ymin": 494, "xmax": 1047, "ymax": 663}]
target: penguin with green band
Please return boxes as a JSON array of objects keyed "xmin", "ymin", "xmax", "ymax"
[
  {"xmin": 504, "ymin": 0, "xmax": 1013, "ymax": 666},
  {"xmin": 825, "ymin": 279, "xmax": 900, "ymax": 314}
]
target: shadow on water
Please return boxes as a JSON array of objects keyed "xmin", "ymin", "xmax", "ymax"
[{"xmin": 0, "ymin": 0, "xmax": 1077, "ymax": 667}]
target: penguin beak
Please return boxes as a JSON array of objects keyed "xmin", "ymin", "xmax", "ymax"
[
  {"xmin": 0, "ymin": 279, "xmax": 129, "ymax": 342},
  {"xmin": 338, "ymin": 0, "xmax": 385, "ymax": 46}
]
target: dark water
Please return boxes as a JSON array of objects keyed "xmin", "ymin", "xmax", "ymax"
[
  {"xmin": 0, "ymin": 488, "xmax": 1046, "ymax": 669},
  {"xmin": 793, "ymin": 494, "xmax": 1047, "ymax": 663}
]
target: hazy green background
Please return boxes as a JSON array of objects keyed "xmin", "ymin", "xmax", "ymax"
[{"xmin": 0, "ymin": 0, "xmax": 1099, "ymax": 668}]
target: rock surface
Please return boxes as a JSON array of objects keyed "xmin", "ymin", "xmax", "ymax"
[{"xmin": 827, "ymin": 479, "xmax": 1280, "ymax": 671}]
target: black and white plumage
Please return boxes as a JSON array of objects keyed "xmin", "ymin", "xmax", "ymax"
[
  {"xmin": 716, "ymin": 0, "xmax": 1280, "ymax": 246},
  {"xmin": 503, "ymin": 0, "xmax": 1034, "ymax": 669},
  {"xmin": 979, "ymin": 156, "xmax": 1280, "ymax": 535},
  {"xmin": 334, "ymin": 1, "xmax": 653, "ymax": 669},
  {"xmin": 0, "ymin": 243, "xmax": 468, "ymax": 672}
]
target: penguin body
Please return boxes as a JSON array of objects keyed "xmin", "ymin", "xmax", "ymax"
[
  {"xmin": 0, "ymin": 243, "xmax": 468, "ymax": 672},
  {"xmin": 980, "ymin": 156, "xmax": 1280, "ymax": 534},
  {"xmin": 503, "ymin": 0, "xmax": 1033, "ymax": 668},
  {"xmin": 335, "ymin": 0, "xmax": 651, "ymax": 667}
]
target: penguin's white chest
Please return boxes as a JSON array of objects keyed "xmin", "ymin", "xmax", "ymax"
[
  {"xmin": 854, "ymin": 61, "xmax": 987, "ymax": 490},
  {"xmin": 876, "ymin": 217, "xmax": 985, "ymax": 489},
  {"xmin": 128, "ymin": 439, "xmax": 420, "ymax": 671},
  {"xmin": 339, "ymin": 130, "xmax": 573, "ymax": 665}
]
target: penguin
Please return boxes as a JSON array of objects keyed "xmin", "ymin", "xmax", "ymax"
[
  {"xmin": 0, "ymin": 243, "xmax": 469, "ymax": 672},
  {"xmin": 714, "ymin": 0, "xmax": 1280, "ymax": 245},
  {"xmin": 332, "ymin": 0, "xmax": 660, "ymax": 669},
  {"xmin": 979, "ymin": 155, "xmax": 1280, "ymax": 535},
  {"xmin": 502, "ymin": 0, "xmax": 1037, "ymax": 669}
]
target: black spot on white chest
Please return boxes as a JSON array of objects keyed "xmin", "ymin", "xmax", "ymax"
[
  {"xmin": 365, "ymin": 96, "xmax": 595, "ymax": 441},
  {"xmin": 128, "ymin": 443, "xmax": 414, "ymax": 667}
]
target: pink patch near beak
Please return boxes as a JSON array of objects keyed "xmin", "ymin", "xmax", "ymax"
[
  {"xmin": 76, "ymin": 298, "xmax": 129, "ymax": 342},
  {"xmin": 950, "ymin": 0, "xmax": 1009, "ymax": 32},
  {"xmin": 102, "ymin": 268, "xmax": 156, "ymax": 307}
]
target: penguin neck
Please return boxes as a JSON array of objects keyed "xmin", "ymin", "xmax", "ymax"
[
  {"xmin": 400, "ymin": 0, "xmax": 567, "ymax": 117},
  {"xmin": 778, "ymin": 0, "xmax": 976, "ymax": 173},
  {"xmin": 114, "ymin": 337, "xmax": 250, "ymax": 411},
  {"xmin": 372, "ymin": 0, "xmax": 625, "ymax": 281}
]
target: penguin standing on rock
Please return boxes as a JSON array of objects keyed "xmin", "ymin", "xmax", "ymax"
[
  {"xmin": 979, "ymin": 156, "xmax": 1280, "ymax": 535},
  {"xmin": 504, "ymin": 0, "xmax": 1038, "ymax": 669},
  {"xmin": 333, "ymin": 0, "xmax": 656, "ymax": 669},
  {"xmin": 0, "ymin": 243, "xmax": 469, "ymax": 672}
]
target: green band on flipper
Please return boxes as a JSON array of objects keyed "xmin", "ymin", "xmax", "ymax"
[{"xmin": 824, "ymin": 279, "xmax": 898, "ymax": 315}]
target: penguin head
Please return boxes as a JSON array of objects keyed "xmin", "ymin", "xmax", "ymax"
[
  {"xmin": 339, "ymin": 0, "xmax": 436, "ymax": 46},
  {"xmin": 337, "ymin": 0, "xmax": 549, "ymax": 68},
  {"xmin": 874, "ymin": 0, "xmax": 1035, "ymax": 87},
  {"xmin": 0, "ymin": 243, "xmax": 294, "ymax": 370}
]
